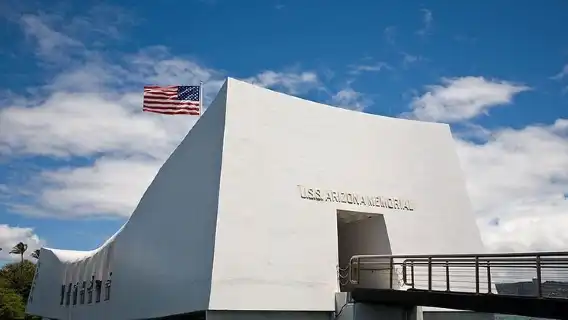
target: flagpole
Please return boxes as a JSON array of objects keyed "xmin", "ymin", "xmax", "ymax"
[{"xmin": 199, "ymin": 81, "xmax": 204, "ymax": 116}]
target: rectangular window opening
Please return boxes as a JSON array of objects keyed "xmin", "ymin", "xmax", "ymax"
[
  {"xmin": 95, "ymin": 280, "xmax": 102, "ymax": 303},
  {"xmin": 72, "ymin": 283, "xmax": 78, "ymax": 305},
  {"xmin": 60, "ymin": 285, "xmax": 65, "ymax": 305},
  {"xmin": 66, "ymin": 283, "xmax": 71, "ymax": 306}
]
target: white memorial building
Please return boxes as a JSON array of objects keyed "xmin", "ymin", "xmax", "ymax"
[{"xmin": 26, "ymin": 78, "xmax": 487, "ymax": 320}]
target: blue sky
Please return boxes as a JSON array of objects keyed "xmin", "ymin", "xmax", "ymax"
[{"xmin": 1, "ymin": 0, "xmax": 568, "ymax": 262}]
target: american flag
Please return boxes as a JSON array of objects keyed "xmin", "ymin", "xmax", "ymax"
[{"xmin": 143, "ymin": 85, "xmax": 201, "ymax": 115}]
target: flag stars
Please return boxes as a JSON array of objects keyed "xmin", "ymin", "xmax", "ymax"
[{"xmin": 178, "ymin": 86, "xmax": 200, "ymax": 101}]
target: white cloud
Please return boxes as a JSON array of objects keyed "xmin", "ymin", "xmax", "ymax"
[
  {"xmin": 20, "ymin": 14, "xmax": 84, "ymax": 60},
  {"xmin": 243, "ymin": 70, "xmax": 322, "ymax": 95},
  {"xmin": 348, "ymin": 62, "xmax": 391, "ymax": 75},
  {"xmin": 29, "ymin": 157, "xmax": 161, "ymax": 218},
  {"xmin": 456, "ymin": 119, "xmax": 568, "ymax": 252},
  {"xmin": 401, "ymin": 52, "xmax": 425, "ymax": 67},
  {"xmin": 551, "ymin": 64, "xmax": 568, "ymax": 80},
  {"xmin": 406, "ymin": 76, "xmax": 568, "ymax": 252},
  {"xmin": 127, "ymin": 46, "xmax": 226, "ymax": 92},
  {"xmin": 0, "ymin": 91, "xmax": 189, "ymax": 159},
  {"xmin": 18, "ymin": 5, "xmax": 135, "ymax": 62},
  {"xmin": 330, "ymin": 87, "xmax": 373, "ymax": 111},
  {"xmin": 0, "ymin": 224, "xmax": 45, "ymax": 262},
  {"xmin": 416, "ymin": 9, "xmax": 433, "ymax": 37},
  {"xmin": 407, "ymin": 76, "xmax": 530, "ymax": 123}
]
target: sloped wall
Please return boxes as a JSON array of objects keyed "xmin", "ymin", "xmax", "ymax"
[
  {"xmin": 28, "ymin": 83, "xmax": 229, "ymax": 320},
  {"xmin": 105, "ymin": 83, "xmax": 228, "ymax": 319}
]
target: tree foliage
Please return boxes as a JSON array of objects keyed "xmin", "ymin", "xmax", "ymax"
[
  {"xmin": 0, "ymin": 287, "xmax": 26, "ymax": 320},
  {"xmin": 0, "ymin": 260, "xmax": 37, "ymax": 303},
  {"xmin": 0, "ymin": 259, "xmax": 38, "ymax": 320},
  {"xmin": 0, "ymin": 241, "xmax": 43, "ymax": 320}
]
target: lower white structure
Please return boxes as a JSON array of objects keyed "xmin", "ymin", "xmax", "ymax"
[{"xmin": 27, "ymin": 78, "xmax": 486, "ymax": 320}]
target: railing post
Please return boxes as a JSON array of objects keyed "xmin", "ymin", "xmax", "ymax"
[
  {"xmin": 411, "ymin": 261, "xmax": 415, "ymax": 289},
  {"xmin": 536, "ymin": 255, "xmax": 542, "ymax": 298},
  {"xmin": 348, "ymin": 260, "xmax": 352, "ymax": 284},
  {"xmin": 486, "ymin": 260, "xmax": 492, "ymax": 294},
  {"xmin": 475, "ymin": 256, "xmax": 480, "ymax": 294},
  {"xmin": 402, "ymin": 261, "xmax": 407, "ymax": 285},
  {"xmin": 428, "ymin": 257, "xmax": 432, "ymax": 291},
  {"xmin": 350, "ymin": 258, "xmax": 360, "ymax": 285},
  {"xmin": 445, "ymin": 260, "xmax": 450, "ymax": 292},
  {"xmin": 356, "ymin": 257, "xmax": 360, "ymax": 285},
  {"xmin": 389, "ymin": 257, "xmax": 394, "ymax": 289}
]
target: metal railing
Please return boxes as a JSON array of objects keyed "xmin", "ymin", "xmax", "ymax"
[{"xmin": 340, "ymin": 251, "xmax": 568, "ymax": 299}]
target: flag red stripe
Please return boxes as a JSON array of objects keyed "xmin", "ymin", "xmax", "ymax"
[
  {"xmin": 143, "ymin": 101, "xmax": 200, "ymax": 106},
  {"xmin": 143, "ymin": 97, "xmax": 198, "ymax": 102},
  {"xmin": 144, "ymin": 91, "xmax": 177, "ymax": 95},
  {"xmin": 144, "ymin": 88, "xmax": 177, "ymax": 93},
  {"xmin": 145, "ymin": 111, "xmax": 201, "ymax": 115},
  {"xmin": 143, "ymin": 100, "xmax": 199, "ymax": 106},
  {"xmin": 144, "ymin": 92, "xmax": 177, "ymax": 96},
  {"xmin": 143, "ymin": 107, "xmax": 200, "ymax": 112},
  {"xmin": 144, "ymin": 88, "xmax": 177, "ymax": 92},
  {"xmin": 143, "ymin": 107, "xmax": 201, "ymax": 115},
  {"xmin": 142, "ymin": 105, "xmax": 200, "ymax": 110},
  {"xmin": 144, "ymin": 94, "xmax": 178, "ymax": 99}
]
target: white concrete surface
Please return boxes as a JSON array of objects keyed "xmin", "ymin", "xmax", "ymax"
[{"xmin": 26, "ymin": 78, "xmax": 486, "ymax": 320}]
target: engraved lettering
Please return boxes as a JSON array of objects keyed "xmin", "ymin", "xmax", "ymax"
[
  {"xmin": 381, "ymin": 197, "xmax": 388, "ymax": 208},
  {"xmin": 315, "ymin": 189, "xmax": 322, "ymax": 200},
  {"xmin": 393, "ymin": 198, "xmax": 400, "ymax": 209},
  {"xmin": 307, "ymin": 188, "xmax": 314, "ymax": 199},
  {"xmin": 298, "ymin": 186, "xmax": 414, "ymax": 211},
  {"xmin": 298, "ymin": 185, "xmax": 308, "ymax": 199}
]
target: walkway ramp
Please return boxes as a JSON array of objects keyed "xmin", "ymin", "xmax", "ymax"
[{"xmin": 339, "ymin": 252, "xmax": 568, "ymax": 319}]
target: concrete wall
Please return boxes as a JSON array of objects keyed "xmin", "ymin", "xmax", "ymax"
[
  {"xmin": 208, "ymin": 79, "xmax": 486, "ymax": 311},
  {"xmin": 423, "ymin": 311, "xmax": 495, "ymax": 320},
  {"xmin": 335, "ymin": 294, "xmax": 423, "ymax": 320},
  {"xmin": 27, "ymin": 78, "xmax": 487, "ymax": 319},
  {"xmin": 206, "ymin": 311, "xmax": 332, "ymax": 320}
]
